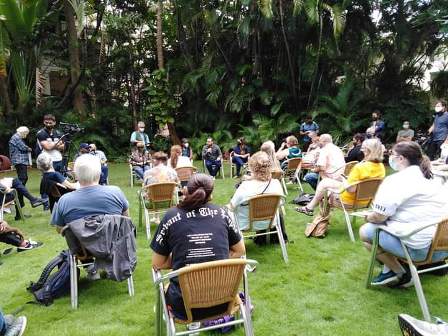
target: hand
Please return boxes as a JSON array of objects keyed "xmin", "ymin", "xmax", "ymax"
[
  {"xmin": 207, "ymin": 148, "xmax": 212, "ymax": 153},
  {"xmin": 27, "ymin": 147, "xmax": 32, "ymax": 152}
]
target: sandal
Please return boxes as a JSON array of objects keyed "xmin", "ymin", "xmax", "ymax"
[{"xmin": 295, "ymin": 206, "xmax": 314, "ymax": 216}]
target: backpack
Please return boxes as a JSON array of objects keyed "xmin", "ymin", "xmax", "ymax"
[
  {"xmin": 27, "ymin": 250, "xmax": 77, "ymax": 306},
  {"xmin": 291, "ymin": 192, "xmax": 314, "ymax": 205}
]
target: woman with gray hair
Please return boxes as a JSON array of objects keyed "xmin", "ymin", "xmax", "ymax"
[
  {"xmin": 8, "ymin": 126, "xmax": 31, "ymax": 185},
  {"xmin": 37, "ymin": 153, "xmax": 78, "ymax": 190}
]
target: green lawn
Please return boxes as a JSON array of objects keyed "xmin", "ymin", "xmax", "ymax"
[{"xmin": 1, "ymin": 163, "xmax": 447, "ymax": 335}]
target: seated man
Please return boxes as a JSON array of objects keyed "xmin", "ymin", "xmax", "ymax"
[
  {"xmin": 360, "ymin": 141, "xmax": 448, "ymax": 287},
  {"xmin": 129, "ymin": 142, "xmax": 151, "ymax": 181},
  {"xmin": 202, "ymin": 137, "xmax": 222, "ymax": 178},
  {"xmin": 345, "ymin": 133, "xmax": 365, "ymax": 162},
  {"xmin": 89, "ymin": 144, "xmax": 109, "ymax": 185},
  {"xmin": 51, "ymin": 155, "xmax": 129, "ymax": 230},
  {"xmin": 150, "ymin": 174, "xmax": 245, "ymax": 320},
  {"xmin": 303, "ymin": 134, "xmax": 345, "ymax": 190},
  {"xmin": 0, "ymin": 220, "xmax": 42, "ymax": 252},
  {"xmin": 1, "ymin": 177, "xmax": 46, "ymax": 220},
  {"xmin": 0, "ymin": 309, "xmax": 27, "ymax": 336},
  {"xmin": 396, "ymin": 121, "xmax": 414, "ymax": 143},
  {"xmin": 144, "ymin": 151, "xmax": 178, "ymax": 185}
]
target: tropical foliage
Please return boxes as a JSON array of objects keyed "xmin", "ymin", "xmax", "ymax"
[{"xmin": 0, "ymin": 0, "xmax": 447, "ymax": 156}]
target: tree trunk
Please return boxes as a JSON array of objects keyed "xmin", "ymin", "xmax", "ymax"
[
  {"xmin": 0, "ymin": 74, "xmax": 12, "ymax": 117},
  {"xmin": 156, "ymin": 0, "xmax": 164, "ymax": 70},
  {"xmin": 63, "ymin": 0, "xmax": 85, "ymax": 116}
]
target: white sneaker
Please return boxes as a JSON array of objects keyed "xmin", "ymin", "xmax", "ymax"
[
  {"xmin": 398, "ymin": 314, "xmax": 448, "ymax": 336},
  {"xmin": 4, "ymin": 316, "xmax": 27, "ymax": 336}
]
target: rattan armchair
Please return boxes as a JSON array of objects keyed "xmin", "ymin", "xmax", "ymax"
[
  {"xmin": 139, "ymin": 182, "xmax": 178, "ymax": 239},
  {"xmin": 175, "ymin": 166, "xmax": 197, "ymax": 185},
  {"xmin": 152, "ymin": 259, "xmax": 257, "ymax": 336},
  {"xmin": 366, "ymin": 218, "xmax": 448, "ymax": 322},
  {"xmin": 344, "ymin": 161, "xmax": 359, "ymax": 176},
  {"xmin": 284, "ymin": 157, "xmax": 304, "ymax": 194}
]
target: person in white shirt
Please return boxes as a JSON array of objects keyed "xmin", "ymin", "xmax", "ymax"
[
  {"xmin": 228, "ymin": 151, "xmax": 284, "ymax": 231},
  {"xmin": 167, "ymin": 145, "xmax": 192, "ymax": 169},
  {"xmin": 360, "ymin": 141, "xmax": 448, "ymax": 287}
]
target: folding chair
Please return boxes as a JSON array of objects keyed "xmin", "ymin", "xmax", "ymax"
[
  {"xmin": 203, "ymin": 160, "xmax": 225, "ymax": 179},
  {"xmin": 271, "ymin": 170, "xmax": 287, "ymax": 195},
  {"xmin": 365, "ymin": 218, "xmax": 448, "ymax": 322},
  {"xmin": 152, "ymin": 259, "xmax": 257, "ymax": 336},
  {"xmin": 332, "ymin": 178, "xmax": 383, "ymax": 242},
  {"xmin": 139, "ymin": 182, "xmax": 178, "ymax": 240},
  {"xmin": 175, "ymin": 166, "xmax": 197, "ymax": 186},
  {"xmin": 0, "ymin": 188, "xmax": 24, "ymax": 222},
  {"xmin": 283, "ymin": 158, "xmax": 303, "ymax": 194},
  {"xmin": 344, "ymin": 161, "xmax": 359, "ymax": 176},
  {"xmin": 235, "ymin": 194, "xmax": 288, "ymax": 264},
  {"xmin": 62, "ymin": 226, "xmax": 135, "ymax": 309}
]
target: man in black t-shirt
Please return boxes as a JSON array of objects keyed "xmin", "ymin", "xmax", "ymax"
[
  {"xmin": 150, "ymin": 203, "xmax": 244, "ymax": 320},
  {"xmin": 36, "ymin": 114, "xmax": 65, "ymax": 173},
  {"xmin": 345, "ymin": 133, "xmax": 365, "ymax": 163}
]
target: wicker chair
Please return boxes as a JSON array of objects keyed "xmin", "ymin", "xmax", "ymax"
[
  {"xmin": 284, "ymin": 157, "xmax": 303, "ymax": 194},
  {"xmin": 366, "ymin": 218, "xmax": 448, "ymax": 322},
  {"xmin": 235, "ymin": 194, "xmax": 288, "ymax": 263},
  {"xmin": 139, "ymin": 182, "xmax": 178, "ymax": 239},
  {"xmin": 175, "ymin": 166, "xmax": 197, "ymax": 185},
  {"xmin": 0, "ymin": 188, "xmax": 24, "ymax": 222},
  {"xmin": 229, "ymin": 152, "xmax": 249, "ymax": 178},
  {"xmin": 332, "ymin": 178, "xmax": 383, "ymax": 242},
  {"xmin": 344, "ymin": 161, "xmax": 359, "ymax": 176},
  {"xmin": 152, "ymin": 259, "xmax": 257, "ymax": 336},
  {"xmin": 271, "ymin": 170, "xmax": 287, "ymax": 195}
]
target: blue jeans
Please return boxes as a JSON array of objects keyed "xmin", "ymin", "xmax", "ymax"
[
  {"xmin": 304, "ymin": 172, "xmax": 319, "ymax": 190},
  {"xmin": 205, "ymin": 160, "xmax": 221, "ymax": 177},
  {"xmin": 361, "ymin": 223, "xmax": 448, "ymax": 262},
  {"xmin": 0, "ymin": 310, "xmax": 6, "ymax": 335},
  {"xmin": 133, "ymin": 165, "xmax": 150, "ymax": 180},
  {"xmin": 100, "ymin": 165, "xmax": 109, "ymax": 185},
  {"xmin": 53, "ymin": 160, "xmax": 64, "ymax": 173},
  {"xmin": 232, "ymin": 157, "xmax": 247, "ymax": 176}
]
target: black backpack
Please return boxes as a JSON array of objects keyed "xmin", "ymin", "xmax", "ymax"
[{"xmin": 27, "ymin": 250, "xmax": 78, "ymax": 306}]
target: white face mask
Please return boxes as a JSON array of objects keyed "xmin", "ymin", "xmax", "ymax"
[
  {"xmin": 388, "ymin": 156, "xmax": 400, "ymax": 171},
  {"xmin": 403, "ymin": 124, "xmax": 409, "ymax": 129},
  {"xmin": 435, "ymin": 106, "xmax": 443, "ymax": 113},
  {"xmin": 184, "ymin": 143, "xmax": 189, "ymax": 147},
  {"xmin": 139, "ymin": 128, "xmax": 145, "ymax": 132}
]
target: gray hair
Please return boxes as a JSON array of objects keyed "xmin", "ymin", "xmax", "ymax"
[
  {"xmin": 16, "ymin": 126, "xmax": 29, "ymax": 138},
  {"xmin": 320, "ymin": 134, "xmax": 333, "ymax": 143},
  {"xmin": 74, "ymin": 154, "xmax": 101, "ymax": 185},
  {"xmin": 36, "ymin": 153, "xmax": 53, "ymax": 172}
]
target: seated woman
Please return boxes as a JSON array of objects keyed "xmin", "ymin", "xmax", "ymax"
[
  {"xmin": 275, "ymin": 135, "xmax": 301, "ymax": 170},
  {"xmin": 260, "ymin": 140, "xmax": 282, "ymax": 172},
  {"xmin": 296, "ymin": 138, "xmax": 386, "ymax": 216},
  {"xmin": 167, "ymin": 145, "xmax": 192, "ymax": 169},
  {"xmin": 229, "ymin": 151, "xmax": 284, "ymax": 231},
  {"xmin": 150, "ymin": 174, "xmax": 245, "ymax": 320},
  {"xmin": 360, "ymin": 141, "xmax": 448, "ymax": 287},
  {"xmin": 37, "ymin": 153, "xmax": 78, "ymax": 190},
  {"xmin": 0, "ymin": 177, "xmax": 46, "ymax": 220},
  {"xmin": 144, "ymin": 152, "xmax": 178, "ymax": 185},
  {"xmin": 231, "ymin": 137, "xmax": 251, "ymax": 178},
  {"xmin": 129, "ymin": 142, "xmax": 151, "ymax": 180},
  {"xmin": 1, "ymin": 220, "xmax": 42, "ymax": 251}
]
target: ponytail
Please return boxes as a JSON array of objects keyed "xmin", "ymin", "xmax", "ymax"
[
  {"xmin": 178, "ymin": 188, "xmax": 208, "ymax": 211},
  {"xmin": 419, "ymin": 155, "xmax": 433, "ymax": 180},
  {"xmin": 177, "ymin": 173, "xmax": 214, "ymax": 211}
]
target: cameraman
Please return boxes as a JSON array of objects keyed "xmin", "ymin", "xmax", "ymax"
[{"xmin": 36, "ymin": 114, "xmax": 65, "ymax": 173}]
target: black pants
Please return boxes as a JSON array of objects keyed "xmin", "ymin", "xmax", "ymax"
[
  {"xmin": 1, "ymin": 178, "xmax": 36, "ymax": 208},
  {"xmin": 0, "ymin": 231, "xmax": 22, "ymax": 247},
  {"xmin": 427, "ymin": 140, "xmax": 443, "ymax": 160},
  {"xmin": 15, "ymin": 164, "xmax": 28, "ymax": 185}
]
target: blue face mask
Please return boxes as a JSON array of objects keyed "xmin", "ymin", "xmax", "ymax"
[{"xmin": 388, "ymin": 156, "xmax": 399, "ymax": 171}]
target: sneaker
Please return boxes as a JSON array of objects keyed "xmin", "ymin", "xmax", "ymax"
[
  {"xmin": 4, "ymin": 315, "xmax": 27, "ymax": 336},
  {"xmin": 393, "ymin": 271, "xmax": 414, "ymax": 288},
  {"xmin": 4, "ymin": 314, "xmax": 15, "ymax": 328},
  {"xmin": 30, "ymin": 198, "xmax": 46, "ymax": 208},
  {"xmin": 371, "ymin": 270, "xmax": 400, "ymax": 286},
  {"xmin": 187, "ymin": 322, "xmax": 201, "ymax": 335},
  {"xmin": 86, "ymin": 264, "xmax": 101, "ymax": 281},
  {"xmin": 398, "ymin": 314, "xmax": 448, "ymax": 336},
  {"xmin": 17, "ymin": 240, "xmax": 43, "ymax": 252}
]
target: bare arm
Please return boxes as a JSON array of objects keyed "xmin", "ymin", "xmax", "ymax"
[
  {"xmin": 152, "ymin": 252, "xmax": 172, "ymax": 270},
  {"xmin": 428, "ymin": 123, "xmax": 434, "ymax": 134},
  {"xmin": 229, "ymin": 240, "xmax": 245, "ymax": 258},
  {"xmin": 61, "ymin": 180, "xmax": 78, "ymax": 189}
]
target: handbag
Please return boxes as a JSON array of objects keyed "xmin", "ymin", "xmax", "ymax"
[{"xmin": 304, "ymin": 197, "xmax": 330, "ymax": 238}]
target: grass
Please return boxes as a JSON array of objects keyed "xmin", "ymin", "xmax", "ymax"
[{"xmin": 1, "ymin": 162, "xmax": 447, "ymax": 335}]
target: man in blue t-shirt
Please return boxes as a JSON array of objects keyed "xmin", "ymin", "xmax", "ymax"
[
  {"xmin": 51, "ymin": 155, "xmax": 129, "ymax": 230},
  {"xmin": 299, "ymin": 116, "xmax": 319, "ymax": 151},
  {"xmin": 427, "ymin": 100, "xmax": 448, "ymax": 160}
]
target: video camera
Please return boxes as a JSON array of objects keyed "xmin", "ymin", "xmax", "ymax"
[{"xmin": 60, "ymin": 122, "xmax": 84, "ymax": 135}]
